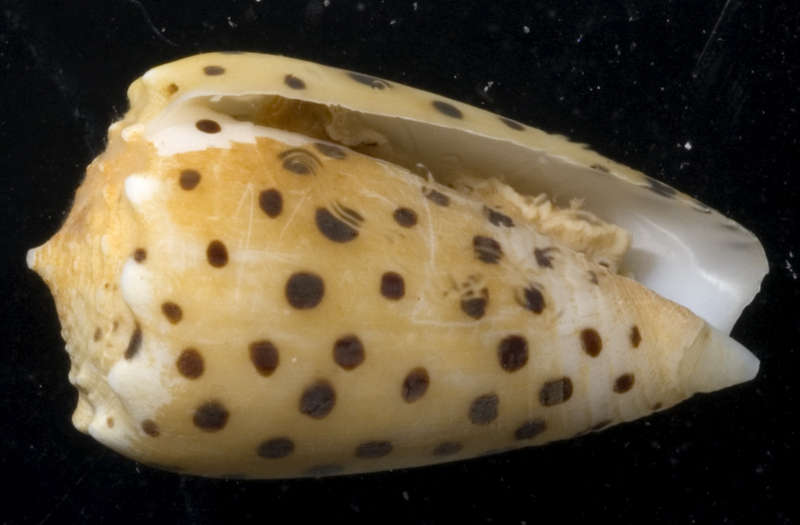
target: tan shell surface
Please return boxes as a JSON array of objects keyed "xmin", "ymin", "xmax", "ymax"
[{"xmin": 27, "ymin": 53, "xmax": 759, "ymax": 479}]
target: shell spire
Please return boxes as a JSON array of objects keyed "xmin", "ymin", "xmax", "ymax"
[
  {"xmin": 27, "ymin": 52, "xmax": 764, "ymax": 479},
  {"xmin": 680, "ymin": 326, "xmax": 759, "ymax": 394}
]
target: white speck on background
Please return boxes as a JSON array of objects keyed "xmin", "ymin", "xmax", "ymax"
[
  {"xmin": 523, "ymin": 25, "xmax": 530, "ymax": 33},
  {"xmin": 483, "ymin": 80, "xmax": 494, "ymax": 93},
  {"xmin": 227, "ymin": 16, "xmax": 237, "ymax": 28},
  {"xmin": 786, "ymin": 256, "xmax": 797, "ymax": 280},
  {"xmin": 390, "ymin": 19, "xmax": 397, "ymax": 25},
  {"xmin": 684, "ymin": 141, "xmax": 693, "ymax": 150},
  {"xmin": 412, "ymin": 2, "xmax": 418, "ymax": 11},
  {"xmin": 402, "ymin": 491, "xmax": 409, "ymax": 501},
  {"xmin": 323, "ymin": 0, "xmax": 330, "ymax": 6}
]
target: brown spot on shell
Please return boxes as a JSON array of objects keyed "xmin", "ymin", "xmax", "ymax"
[
  {"xmin": 279, "ymin": 148, "xmax": 320, "ymax": 175},
  {"xmin": 393, "ymin": 207, "xmax": 418, "ymax": 227},
  {"xmin": 514, "ymin": 419, "xmax": 546, "ymax": 440},
  {"xmin": 195, "ymin": 119, "xmax": 221, "ymax": 133},
  {"xmin": 348, "ymin": 71, "xmax": 392, "ymax": 89},
  {"xmin": 335, "ymin": 203, "xmax": 363, "ymax": 223},
  {"xmin": 316, "ymin": 208, "xmax": 359, "ymax": 243},
  {"xmin": 652, "ymin": 402, "xmax": 663, "ymax": 411},
  {"xmin": 299, "ymin": 380, "xmax": 336, "ymax": 419},
  {"xmin": 591, "ymin": 163, "xmax": 610, "ymax": 173},
  {"xmin": 176, "ymin": 348, "xmax": 204, "ymax": 379},
  {"xmin": 498, "ymin": 335, "xmax": 529, "ymax": 372},
  {"xmin": 380, "ymin": 271, "xmax": 405, "ymax": 300},
  {"xmin": 314, "ymin": 142, "xmax": 346, "ymax": 159},
  {"xmin": 581, "ymin": 328, "xmax": 603, "ymax": 357},
  {"xmin": 469, "ymin": 393, "xmax": 499, "ymax": 425},
  {"xmin": 106, "ymin": 417, "xmax": 114, "ymax": 428},
  {"xmin": 259, "ymin": 188, "xmax": 283, "ymax": 218},
  {"xmin": 179, "ymin": 169, "xmax": 201, "ymax": 190},
  {"xmin": 518, "ymin": 285, "xmax": 545, "ymax": 314},
  {"xmin": 485, "ymin": 207, "xmax": 514, "ymax": 227},
  {"xmin": 203, "ymin": 65, "xmax": 225, "ymax": 75},
  {"xmin": 141, "ymin": 419, "xmax": 160, "ymax": 437},
  {"xmin": 93, "ymin": 328, "xmax": 102, "ymax": 342},
  {"xmin": 647, "ymin": 177, "xmax": 677, "ymax": 198},
  {"xmin": 161, "ymin": 302, "xmax": 183, "ymax": 324},
  {"xmin": 630, "ymin": 325, "xmax": 642, "ymax": 348},
  {"xmin": 539, "ymin": 377, "xmax": 573, "ymax": 406},
  {"xmin": 166, "ymin": 83, "xmax": 178, "ymax": 95},
  {"xmin": 432, "ymin": 100, "xmax": 463, "ymax": 118},
  {"xmin": 500, "ymin": 117, "xmax": 525, "ymax": 130},
  {"xmin": 614, "ymin": 374, "xmax": 635, "ymax": 393},
  {"xmin": 249, "ymin": 340, "xmax": 279, "ymax": 376},
  {"xmin": 402, "ymin": 367, "xmax": 429, "ymax": 403},
  {"xmin": 588, "ymin": 271, "xmax": 599, "ymax": 285},
  {"xmin": 257, "ymin": 437, "xmax": 295, "ymax": 459},
  {"xmin": 433, "ymin": 442, "xmax": 463, "ymax": 456},
  {"xmin": 422, "ymin": 187, "xmax": 450, "ymax": 206},
  {"xmin": 355, "ymin": 441, "xmax": 393, "ymax": 459},
  {"xmin": 284, "ymin": 74, "xmax": 306, "ymax": 89},
  {"xmin": 124, "ymin": 323, "xmax": 142, "ymax": 359},
  {"xmin": 473, "ymin": 236, "xmax": 503, "ymax": 264},
  {"xmin": 133, "ymin": 248, "xmax": 147, "ymax": 262},
  {"xmin": 206, "ymin": 240, "xmax": 229, "ymax": 267},
  {"xmin": 534, "ymin": 247, "xmax": 556, "ymax": 268},
  {"xmin": 333, "ymin": 335, "xmax": 365, "ymax": 370},
  {"xmin": 285, "ymin": 272, "xmax": 325, "ymax": 309},
  {"xmin": 193, "ymin": 401, "xmax": 229, "ymax": 431},
  {"xmin": 460, "ymin": 296, "xmax": 487, "ymax": 320}
]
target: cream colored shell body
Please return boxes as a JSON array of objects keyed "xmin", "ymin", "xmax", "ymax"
[{"xmin": 27, "ymin": 52, "xmax": 761, "ymax": 478}]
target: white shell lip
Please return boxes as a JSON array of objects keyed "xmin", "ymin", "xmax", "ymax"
[{"xmin": 135, "ymin": 52, "xmax": 767, "ymax": 335}]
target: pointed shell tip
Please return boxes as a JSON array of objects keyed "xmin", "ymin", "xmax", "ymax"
[
  {"xmin": 680, "ymin": 325, "xmax": 760, "ymax": 394},
  {"xmin": 26, "ymin": 247, "xmax": 38, "ymax": 270}
]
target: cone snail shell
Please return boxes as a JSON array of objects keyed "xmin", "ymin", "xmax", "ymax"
[{"xmin": 27, "ymin": 52, "xmax": 767, "ymax": 479}]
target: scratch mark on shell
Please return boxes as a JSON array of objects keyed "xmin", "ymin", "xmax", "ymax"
[
  {"xmin": 234, "ymin": 183, "xmax": 255, "ymax": 303},
  {"xmin": 410, "ymin": 182, "xmax": 437, "ymax": 322},
  {"xmin": 279, "ymin": 191, "xmax": 310, "ymax": 242}
]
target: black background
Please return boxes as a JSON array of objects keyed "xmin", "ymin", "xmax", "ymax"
[{"xmin": 2, "ymin": 1, "xmax": 797, "ymax": 523}]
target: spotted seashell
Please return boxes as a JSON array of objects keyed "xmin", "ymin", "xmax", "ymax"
[{"xmin": 26, "ymin": 52, "xmax": 766, "ymax": 479}]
